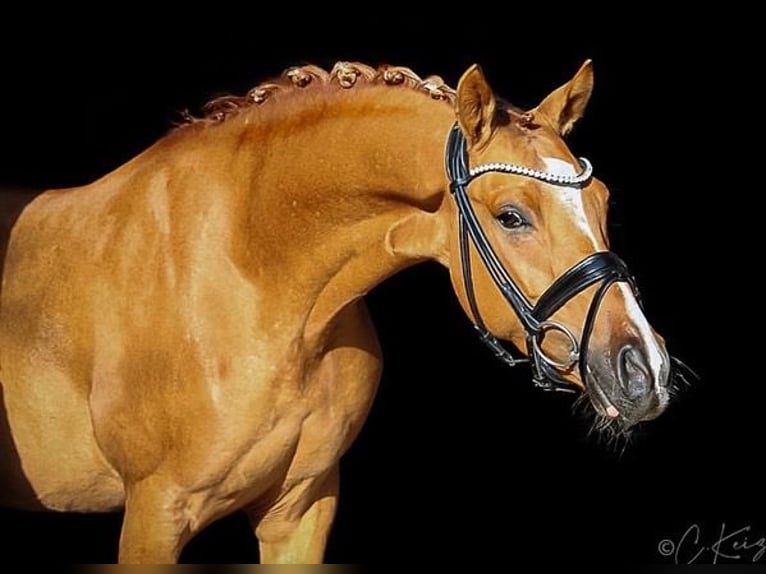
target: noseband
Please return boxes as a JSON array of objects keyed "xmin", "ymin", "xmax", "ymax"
[{"xmin": 445, "ymin": 124, "xmax": 640, "ymax": 393}]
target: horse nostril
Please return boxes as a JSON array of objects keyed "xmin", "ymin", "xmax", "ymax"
[{"xmin": 617, "ymin": 345, "xmax": 652, "ymax": 399}]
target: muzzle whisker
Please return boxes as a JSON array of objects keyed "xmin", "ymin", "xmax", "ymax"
[
  {"xmin": 574, "ymin": 387, "xmax": 634, "ymax": 453},
  {"xmin": 670, "ymin": 355, "xmax": 699, "ymax": 389}
]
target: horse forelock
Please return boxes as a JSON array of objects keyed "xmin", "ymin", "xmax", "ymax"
[{"xmin": 179, "ymin": 62, "xmax": 458, "ymax": 127}]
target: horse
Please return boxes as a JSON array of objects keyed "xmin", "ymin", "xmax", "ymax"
[{"xmin": 0, "ymin": 60, "xmax": 675, "ymax": 563}]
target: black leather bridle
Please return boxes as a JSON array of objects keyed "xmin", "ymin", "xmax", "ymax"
[{"xmin": 445, "ymin": 123, "xmax": 640, "ymax": 393}]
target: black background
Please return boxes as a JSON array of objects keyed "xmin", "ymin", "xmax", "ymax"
[{"xmin": 0, "ymin": 11, "xmax": 760, "ymax": 567}]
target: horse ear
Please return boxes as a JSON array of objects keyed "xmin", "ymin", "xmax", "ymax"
[
  {"xmin": 456, "ymin": 64, "xmax": 497, "ymax": 150},
  {"xmin": 533, "ymin": 60, "xmax": 594, "ymax": 136}
]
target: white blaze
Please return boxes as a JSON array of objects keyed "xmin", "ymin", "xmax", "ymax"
[
  {"xmin": 542, "ymin": 157, "xmax": 667, "ymax": 391},
  {"xmin": 542, "ymin": 157, "xmax": 601, "ymax": 249}
]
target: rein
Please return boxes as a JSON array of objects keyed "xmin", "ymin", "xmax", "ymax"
[{"xmin": 445, "ymin": 124, "xmax": 640, "ymax": 392}]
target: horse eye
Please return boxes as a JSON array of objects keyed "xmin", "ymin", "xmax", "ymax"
[{"xmin": 496, "ymin": 208, "xmax": 527, "ymax": 230}]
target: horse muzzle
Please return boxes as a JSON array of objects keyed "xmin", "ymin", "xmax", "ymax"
[{"xmin": 585, "ymin": 338, "xmax": 671, "ymax": 427}]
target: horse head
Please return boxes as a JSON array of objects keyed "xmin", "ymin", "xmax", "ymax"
[{"xmin": 440, "ymin": 62, "xmax": 672, "ymax": 429}]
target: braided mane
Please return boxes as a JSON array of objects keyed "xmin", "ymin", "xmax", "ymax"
[{"xmin": 181, "ymin": 61, "xmax": 457, "ymax": 125}]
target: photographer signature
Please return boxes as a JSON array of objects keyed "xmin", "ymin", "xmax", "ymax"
[{"xmin": 658, "ymin": 523, "xmax": 765, "ymax": 563}]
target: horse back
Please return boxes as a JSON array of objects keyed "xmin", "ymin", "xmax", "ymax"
[{"xmin": 0, "ymin": 187, "xmax": 44, "ymax": 285}]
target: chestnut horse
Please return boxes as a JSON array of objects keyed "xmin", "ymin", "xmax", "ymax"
[{"xmin": 0, "ymin": 61, "xmax": 672, "ymax": 563}]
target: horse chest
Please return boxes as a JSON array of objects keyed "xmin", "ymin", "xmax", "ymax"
[
  {"xmin": 213, "ymin": 308, "xmax": 381, "ymax": 503},
  {"xmin": 183, "ymin": 341, "xmax": 380, "ymax": 521},
  {"xmin": 237, "ymin": 343, "xmax": 380, "ymax": 486}
]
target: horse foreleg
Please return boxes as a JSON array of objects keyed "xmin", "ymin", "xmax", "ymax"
[
  {"xmin": 118, "ymin": 477, "xmax": 192, "ymax": 564},
  {"xmin": 248, "ymin": 466, "xmax": 339, "ymax": 564}
]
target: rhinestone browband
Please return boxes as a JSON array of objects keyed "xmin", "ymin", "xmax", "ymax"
[{"xmin": 469, "ymin": 157, "xmax": 593, "ymax": 187}]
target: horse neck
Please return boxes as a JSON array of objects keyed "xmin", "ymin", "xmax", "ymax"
[{"xmin": 198, "ymin": 88, "xmax": 455, "ymax": 342}]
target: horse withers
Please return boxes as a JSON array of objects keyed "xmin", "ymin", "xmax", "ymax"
[{"xmin": 0, "ymin": 61, "xmax": 673, "ymax": 562}]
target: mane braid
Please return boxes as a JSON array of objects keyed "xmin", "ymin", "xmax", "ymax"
[{"xmin": 180, "ymin": 61, "xmax": 457, "ymax": 125}]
